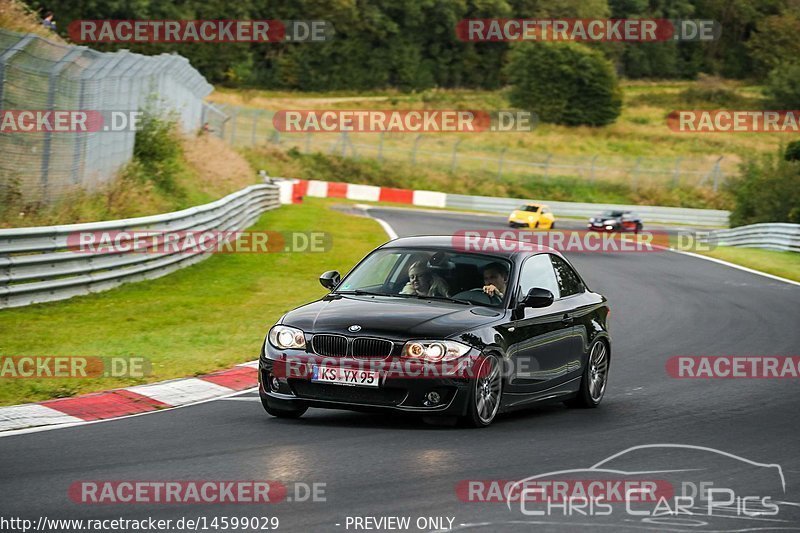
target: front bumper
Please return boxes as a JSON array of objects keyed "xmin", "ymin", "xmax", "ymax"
[
  {"xmin": 508, "ymin": 219, "xmax": 532, "ymax": 228},
  {"xmin": 258, "ymin": 350, "xmax": 475, "ymax": 416},
  {"xmin": 587, "ymin": 222, "xmax": 620, "ymax": 232}
]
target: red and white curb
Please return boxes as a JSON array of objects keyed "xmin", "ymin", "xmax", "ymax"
[
  {"xmin": 0, "ymin": 361, "xmax": 259, "ymax": 434},
  {"xmin": 276, "ymin": 178, "xmax": 447, "ymax": 208}
]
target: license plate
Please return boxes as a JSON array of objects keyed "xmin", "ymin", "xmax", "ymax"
[{"xmin": 311, "ymin": 365, "xmax": 380, "ymax": 387}]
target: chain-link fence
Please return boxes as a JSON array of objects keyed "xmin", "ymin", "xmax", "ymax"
[
  {"xmin": 217, "ymin": 105, "xmax": 732, "ymax": 192},
  {"xmin": 0, "ymin": 28, "xmax": 214, "ymax": 205}
]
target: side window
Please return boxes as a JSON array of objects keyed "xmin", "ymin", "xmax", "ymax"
[
  {"xmin": 550, "ymin": 256, "xmax": 584, "ymax": 297},
  {"xmin": 518, "ymin": 254, "xmax": 560, "ymax": 299}
]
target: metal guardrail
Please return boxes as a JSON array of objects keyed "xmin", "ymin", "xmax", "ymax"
[
  {"xmin": 446, "ymin": 193, "xmax": 730, "ymax": 227},
  {"xmin": 0, "ymin": 184, "xmax": 280, "ymax": 309},
  {"xmin": 705, "ymin": 223, "xmax": 800, "ymax": 252}
]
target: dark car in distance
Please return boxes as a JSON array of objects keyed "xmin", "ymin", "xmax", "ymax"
[
  {"xmin": 259, "ymin": 236, "xmax": 610, "ymax": 427},
  {"xmin": 588, "ymin": 210, "xmax": 643, "ymax": 233}
]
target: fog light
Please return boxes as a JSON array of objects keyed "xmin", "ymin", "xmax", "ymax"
[
  {"xmin": 425, "ymin": 391, "xmax": 441, "ymax": 405},
  {"xmin": 270, "ymin": 376, "xmax": 281, "ymax": 392}
]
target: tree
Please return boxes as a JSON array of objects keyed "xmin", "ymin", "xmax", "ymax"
[
  {"xmin": 746, "ymin": 14, "xmax": 800, "ymax": 77},
  {"xmin": 727, "ymin": 148, "xmax": 800, "ymax": 226},
  {"xmin": 784, "ymin": 141, "xmax": 800, "ymax": 162},
  {"xmin": 764, "ymin": 62, "xmax": 800, "ymax": 108},
  {"xmin": 505, "ymin": 42, "xmax": 622, "ymax": 126}
]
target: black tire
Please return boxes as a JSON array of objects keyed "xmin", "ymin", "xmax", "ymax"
[
  {"xmin": 550, "ymin": 222, "xmax": 555, "ymax": 230},
  {"xmin": 461, "ymin": 354, "xmax": 503, "ymax": 428},
  {"xmin": 565, "ymin": 339, "xmax": 609, "ymax": 409},
  {"xmin": 635, "ymin": 223, "xmax": 642, "ymax": 234},
  {"xmin": 260, "ymin": 395, "xmax": 308, "ymax": 419}
]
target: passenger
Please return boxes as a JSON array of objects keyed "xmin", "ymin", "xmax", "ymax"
[
  {"xmin": 400, "ymin": 261, "xmax": 450, "ymax": 298},
  {"xmin": 482, "ymin": 262, "xmax": 508, "ymax": 299}
]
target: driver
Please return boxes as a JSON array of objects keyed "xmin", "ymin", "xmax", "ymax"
[
  {"xmin": 401, "ymin": 261, "xmax": 450, "ymax": 298},
  {"xmin": 482, "ymin": 262, "xmax": 508, "ymax": 299}
]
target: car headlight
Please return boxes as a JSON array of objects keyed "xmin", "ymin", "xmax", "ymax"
[
  {"xmin": 268, "ymin": 325, "xmax": 306, "ymax": 349},
  {"xmin": 401, "ymin": 340, "xmax": 471, "ymax": 362}
]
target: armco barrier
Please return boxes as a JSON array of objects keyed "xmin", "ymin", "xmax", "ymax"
[
  {"xmin": 0, "ymin": 184, "xmax": 280, "ymax": 309},
  {"xmin": 446, "ymin": 194, "xmax": 730, "ymax": 227},
  {"xmin": 277, "ymin": 179, "xmax": 447, "ymax": 208},
  {"xmin": 705, "ymin": 223, "xmax": 800, "ymax": 252},
  {"xmin": 277, "ymin": 178, "xmax": 729, "ymax": 226}
]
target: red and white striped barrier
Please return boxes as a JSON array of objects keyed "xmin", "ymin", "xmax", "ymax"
[
  {"xmin": 0, "ymin": 362, "xmax": 259, "ymax": 433},
  {"xmin": 277, "ymin": 179, "xmax": 447, "ymax": 208}
]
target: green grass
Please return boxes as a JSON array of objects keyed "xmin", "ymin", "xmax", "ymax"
[
  {"xmin": 694, "ymin": 246, "xmax": 800, "ymax": 283},
  {"xmin": 243, "ymin": 146, "xmax": 730, "ymax": 209},
  {"xmin": 214, "ymin": 79, "xmax": 791, "ymax": 210},
  {"xmin": 0, "ymin": 198, "xmax": 387, "ymax": 406},
  {"xmin": 212, "ymin": 80, "xmax": 785, "ymax": 164}
]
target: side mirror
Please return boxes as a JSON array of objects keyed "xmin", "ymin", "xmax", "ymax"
[
  {"xmin": 319, "ymin": 270, "xmax": 341, "ymax": 290},
  {"xmin": 520, "ymin": 287, "xmax": 554, "ymax": 308}
]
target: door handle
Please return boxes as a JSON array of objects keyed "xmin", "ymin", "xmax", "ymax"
[{"xmin": 561, "ymin": 314, "xmax": 574, "ymax": 325}]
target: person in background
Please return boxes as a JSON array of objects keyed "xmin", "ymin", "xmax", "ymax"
[
  {"xmin": 482, "ymin": 262, "xmax": 508, "ymax": 299},
  {"xmin": 42, "ymin": 11, "xmax": 56, "ymax": 31}
]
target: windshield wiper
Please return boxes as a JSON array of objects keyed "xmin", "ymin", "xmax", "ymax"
[
  {"xmin": 337, "ymin": 290, "xmax": 401, "ymax": 297},
  {"xmin": 405, "ymin": 294, "xmax": 473, "ymax": 305}
]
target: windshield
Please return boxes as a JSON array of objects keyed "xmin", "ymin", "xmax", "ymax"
[
  {"xmin": 336, "ymin": 248, "xmax": 512, "ymax": 307},
  {"xmin": 522, "ymin": 205, "xmax": 540, "ymax": 212},
  {"xmin": 601, "ymin": 210, "xmax": 624, "ymax": 217}
]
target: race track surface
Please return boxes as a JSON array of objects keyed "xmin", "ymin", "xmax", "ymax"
[{"xmin": 1, "ymin": 208, "xmax": 798, "ymax": 532}]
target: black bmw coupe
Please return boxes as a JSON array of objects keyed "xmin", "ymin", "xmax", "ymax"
[{"xmin": 259, "ymin": 235, "xmax": 610, "ymax": 427}]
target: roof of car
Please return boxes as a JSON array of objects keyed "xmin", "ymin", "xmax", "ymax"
[{"xmin": 379, "ymin": 235, "xmax": 559, "ymax": 259}]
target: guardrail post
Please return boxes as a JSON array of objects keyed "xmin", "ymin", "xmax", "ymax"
[
  {"xmin": 497, "ymin": 148, "xmax": 507, "ymax": 180},
  {"xmin": 230, "ymin": 109, "xmax": 238, "ymax": 145},
  {"xmin": 712, "ymin": 156, "xmax": 723, "ymax": 192},
  {"xmin": 450, "ymin": 138, "xmax": 463, "ymax": 173},
  {"xmin": 672, "ymin": 157, "xmax": 682, "ymax": 188},
  {"xmin": 411, "ymin": 134, "xmax": 422, "ymax": 165},
  {"xmin": 219, "ymin": 115, "xmax": 229, "ymax": 139}
]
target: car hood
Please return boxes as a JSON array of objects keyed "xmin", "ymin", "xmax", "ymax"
[{"xmin": 281, "ymin": 295, "xmax": 503, "ymax": 340}]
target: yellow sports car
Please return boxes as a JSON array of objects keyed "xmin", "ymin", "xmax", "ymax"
[{"xmin": 508, "ymin": 203, "xmax": 556, "ymax": 229}]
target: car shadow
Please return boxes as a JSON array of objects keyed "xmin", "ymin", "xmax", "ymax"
[{"xmin": 260, "ymin": 402, "xmax": 577, "ymax": 431}]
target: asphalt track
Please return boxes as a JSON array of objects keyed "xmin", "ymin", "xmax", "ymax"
[{"xmin": 1, "ymin": 208, "xmax": 799, "ymax": 532}]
